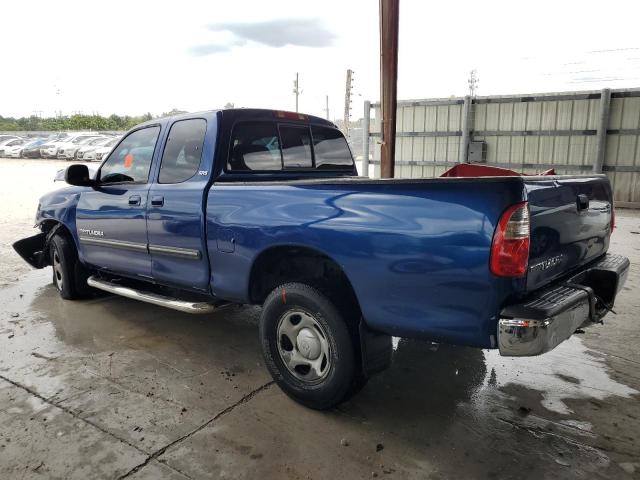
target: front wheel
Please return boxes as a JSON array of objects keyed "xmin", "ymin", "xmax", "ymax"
[
  {"xmin": 50, "ymin": 232, "xmax": 92, "ymax": 300},
  {"xmin": 259, "ymin": 282, "xmax": 359, "ymax": 410}
]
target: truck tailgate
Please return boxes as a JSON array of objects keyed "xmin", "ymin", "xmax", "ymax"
[{"xmin": 525, "ymin": 175, "xmax": 613, "ymax": 291}]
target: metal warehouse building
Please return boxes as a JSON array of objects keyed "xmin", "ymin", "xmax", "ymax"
[{"xmin": 363, "ymin": 88, "xmax": 640, "ymax": 207}]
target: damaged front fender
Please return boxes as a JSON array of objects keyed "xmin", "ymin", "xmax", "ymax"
[
  {"xmin": 13, "ymin": 232, "xmax": 48, "ymax": 269},
  {"xmin": 12, "ymin": 223, "xmax": 63, "ymax": 269}
]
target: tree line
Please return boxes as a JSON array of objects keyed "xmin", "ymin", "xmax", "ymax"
[{"xmin": 0, "ymin": 110, "xmax": 186, "ymax": 132}]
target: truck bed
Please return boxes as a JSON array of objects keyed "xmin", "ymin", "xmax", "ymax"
[{"xmin": 206, "ymin": 173, "xmax": 613, "ymax": 348}]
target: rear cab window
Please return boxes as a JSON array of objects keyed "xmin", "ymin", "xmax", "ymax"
[
  {"xmin": 280, "ymin": 125, "xmax": 313, "ymax": 169},
  {"xmin": 227, "ymin": 121, "xmax": 354, "ymax": 172},
  {"xmin": 311, "ymin": 126, "xmax": 353, "ymax": 169},
  {"xmin": 229, "ymin": 122, "xmax": 281, "ymax": 171}
]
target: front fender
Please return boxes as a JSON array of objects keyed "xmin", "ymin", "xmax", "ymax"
[
  {"xmin": 13, "ymin": 232, "xmax": 48, "ymax": 268},
  {"xmin": 13, "ymin": 222, "xmax": 65, "ymax": 269},
  {"xmin": 35, "ymin": 185, "xmax": 87, "ymax": 254}
]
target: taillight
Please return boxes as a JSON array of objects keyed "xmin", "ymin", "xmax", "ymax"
[{"xmin": 490, "ymin": 201, "xmax": 530, "ymax": 277}]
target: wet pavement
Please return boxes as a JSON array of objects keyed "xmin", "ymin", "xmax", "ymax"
[{"xmin": 1, "ymin": 158, "xmax": 639, "ymax": 479}]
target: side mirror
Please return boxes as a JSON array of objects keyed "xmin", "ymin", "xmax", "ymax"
[{"xmin": 64, "ymin": 164, "xmax": 95, "ymax": 187}]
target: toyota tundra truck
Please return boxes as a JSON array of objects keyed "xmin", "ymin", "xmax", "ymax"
[{"xmin": 13, "ymin": 108, "xmax": 629, "ymax": 409}]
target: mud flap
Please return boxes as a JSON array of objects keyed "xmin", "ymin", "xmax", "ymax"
[{"xmin": 359, "ymin": 320, "xmax": 392, "ymax": 377}]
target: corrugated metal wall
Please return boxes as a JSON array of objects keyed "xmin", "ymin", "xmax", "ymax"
[{"xmin": 368, "ymin": 88, "xmax": 640, "ymax": 206}]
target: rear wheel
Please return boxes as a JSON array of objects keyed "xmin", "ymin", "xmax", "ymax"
[
  {"xmin": 259, "ymin": 282, "xmax": 360, "ymax": 410},
  {"xmin": 50, "ymin": 232, "xmax": 92, "ymax": 300}
]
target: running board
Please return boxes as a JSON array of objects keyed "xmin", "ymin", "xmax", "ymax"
[{"xmin": 87, "ymin": 276, "xmax": 223, "ymax": 314}]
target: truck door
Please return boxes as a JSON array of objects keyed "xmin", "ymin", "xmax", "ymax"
[
  {"xmin": 146, "ymin": 118, "xmax": 211, "ymax": 291},
  {"xmin": 76, "ymin": 126, "xmax": 161, "ymax": 278}
]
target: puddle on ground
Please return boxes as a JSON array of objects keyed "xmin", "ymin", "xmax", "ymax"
[
  {"xmin": 389, "ymin": 331, "xmax": 637, "ymax": 418},
  {"xmin": 481, "ymin": 336, "xmax": 638, "ymax": 414}
]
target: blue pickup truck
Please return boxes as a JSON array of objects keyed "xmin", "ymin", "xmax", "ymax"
[{"xmin": 14, "ymin": 109, "xmax": 629, "ymax": 409}]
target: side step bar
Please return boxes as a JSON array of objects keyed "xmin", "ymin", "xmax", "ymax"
[{"xmin": 87, "ymin": 276, "xmax": 223, "ymax": 314}]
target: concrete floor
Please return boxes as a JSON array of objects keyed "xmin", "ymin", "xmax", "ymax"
[{"xmin": 1, "ymin": 158, "xmax": 639, "ymax": 479}]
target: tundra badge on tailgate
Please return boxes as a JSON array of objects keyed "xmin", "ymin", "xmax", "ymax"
[{"xmin": 529, "ymin": 254, "xmax": 564, "ymax": 272}]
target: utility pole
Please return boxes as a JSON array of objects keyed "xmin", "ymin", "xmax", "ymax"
[
  {"xmin": 468, "ymin": 69, "xmax": 479, "ymax": 97},
  {"xmin": 362, "ymin": 100, "xmax": 371, "ymax": 177},
  {"xmin": 293, "ymin": 72, "xmax": 302, "ymax": 112},
  {"xmin": 379, "ymin": 0, "xmax": 399, "ymax": 178},
  {"xmin": 324, "ymin": 95, "xmax": 330, "ymax": 120},
  {"xmin": 54, "ymin": 82, "xmax": 62, "ymax": 118},
  {"xmin": 344, "ymin": 69, "xmax": 354, "ymax": 139}
]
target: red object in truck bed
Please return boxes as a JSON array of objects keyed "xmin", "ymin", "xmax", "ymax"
[{"xmin": 440, "ymin": 163, "xmax": 555, "ymax": 177}]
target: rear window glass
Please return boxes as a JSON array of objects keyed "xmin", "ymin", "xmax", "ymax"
[
  {"xmin": 227, "ymin": 122, "xmax": 354, "ymax": 172},
  {"xmin": 280, "ymin": 125, "xmax": 313, "ymax": 169},
  {"xmin": 229, "ymin": 122, "xmax": 282, "ymax": 171},
  {"xmin": 311, "ymin": 126, "xmax": 353, "ymax": 169}
]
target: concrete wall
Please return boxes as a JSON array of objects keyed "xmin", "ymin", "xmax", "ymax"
[{"xmin": 367, "ymin": 88, "xmax": 640, "ymax": 206}]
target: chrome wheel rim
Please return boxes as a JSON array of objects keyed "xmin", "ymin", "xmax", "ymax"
[
  {"xmin": 52, "ymin": 247, "xmax": 63, "ymax": 291},
  {"xmin": 276, "ymin": 309, "xmax": 331, "ymax": 382}
]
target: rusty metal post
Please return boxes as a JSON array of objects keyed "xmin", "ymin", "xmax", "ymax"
[
  {"xmin": 379, "ymin": 0, "xmax": 399, "ymax": 178},
  {"xmin": 459, "ymin": 95, "xmax": 472, "ymax": 163},
  {"xmin": 593, "ymin": 88, "xmax": 611, "ymax": 173}
]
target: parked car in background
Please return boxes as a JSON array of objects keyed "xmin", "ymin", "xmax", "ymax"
[
  {"xmin": 21, "ymin": 138, "xmax": 48, "ymax": 158},
  {"xmin": 40, "ymin": 133, "xmax": 93, "ymax": 159},
  {"xmin": 93, "ymin": 137, "xmax": 119, "ymax": 161},
  {"xmin": 40, "ymin": 135, "xmax": 72, "ymax": 159},
  {"xmin": 57, "ymin": 135, "xmax": 104, "ymax": 160},
  {"xmin": 75, "ymin": 136, "xmax": 112, "ymax": 160},
  {"xmin": 0, "ymin": 138, "xmax": 27, "ymax": 157},
  {"xmin": 0, "ymin": 136, "xmax": 22, "ymax": 147},
  {"xmin": 0, "ymin": 135, "xmax": 21, "ymax": 145}
]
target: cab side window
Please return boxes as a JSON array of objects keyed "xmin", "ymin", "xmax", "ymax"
[
  {"xmin": 99, "ymin": 126, "xmax": 160, "ymax": 184},
  {"xmin": 159, "ymin": 119, "xmax": 207, "ymax": 183}
]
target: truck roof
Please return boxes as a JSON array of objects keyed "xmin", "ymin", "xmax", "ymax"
[{"xmin": 137, "ymin": 108, "xmax": 337, "ymax": 129}]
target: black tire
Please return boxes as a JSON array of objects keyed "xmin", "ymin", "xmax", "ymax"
[
  {"xmin": 260, "ymin": 282, "xmax": 360, "ymax": 410},
  {"xmin": 49, "ymin": 232, "xmax": 92, "ymax": 300}
]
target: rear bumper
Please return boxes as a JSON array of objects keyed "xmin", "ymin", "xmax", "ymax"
[{"xmin": 498, "ymin": 253, "xmax": 629, "ymax": 356}]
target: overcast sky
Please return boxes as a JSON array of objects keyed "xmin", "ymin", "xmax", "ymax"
[{"xmin": 2, "ymin": 0, "xmax": 640, "ymax": 120}]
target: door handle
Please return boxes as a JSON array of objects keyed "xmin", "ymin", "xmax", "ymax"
[
  {"xmin": 128, "ymin": 195, "xmax": 141, "ymax": 206},
  {"xmin": 151, "ymin": 196, "xmax": 164, "ymax": 207}
]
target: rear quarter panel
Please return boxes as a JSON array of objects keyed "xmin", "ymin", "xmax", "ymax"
[{"xmin": 207, "ymin": 178, "xmax": 526, "ymax": 348}]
